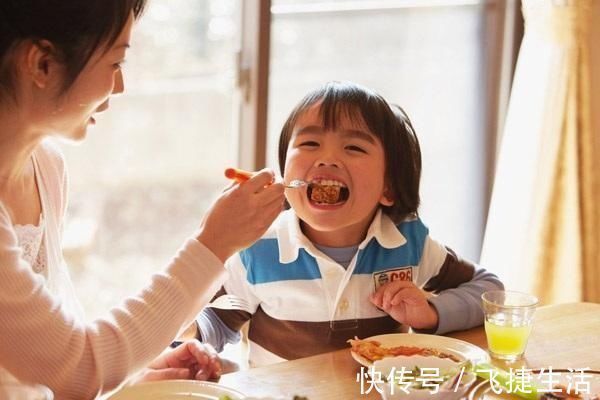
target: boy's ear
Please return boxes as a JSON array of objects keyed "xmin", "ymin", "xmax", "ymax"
[
  {"xmin": 379, "ymin": 186, "xmax": 395, "ymax": 207},
  {"xmin": 25, "ymin": 40, "xmax": 59, "ymax": 89}
]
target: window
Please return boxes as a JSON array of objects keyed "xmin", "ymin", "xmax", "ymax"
[
  {"xmin": 62, "ymin": 0, "xmax": 513, "ymax": 321},
  {"xmin": 267, "ymin": 0, "xmax": 507, "ymax": 261},
  {"xmin": 61, "ymin": 0, "xmax": 241, "ymax": 318}
]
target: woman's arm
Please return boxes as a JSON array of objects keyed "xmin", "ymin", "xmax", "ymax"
[
  {"xmin": 0, "ymin": 169, "xmax": 284, "ymax": 400},
  {"xmin": 0, "ymin": 208, "xmax": 225, "ymax": 399}
]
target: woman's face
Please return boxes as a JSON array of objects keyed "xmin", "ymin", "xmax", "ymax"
[{"xmin": 47, "ymin": 13, "xmax": 134, "ymax": 141}]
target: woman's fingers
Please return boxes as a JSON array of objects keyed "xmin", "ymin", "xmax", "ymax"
[
  {"xmin": 139, "ymin": 367, "xmax": 190, "ymax": 382},
  {"xmin": 237, "ymin": 168, "xmax": 276, "ymax": 193},
  {"xmin": 186, "ymin": 341, "xmax": 222, "ymax": 380},
  {"xmin": 193, "ymin": 356, "xmax": 221, "ymax": 381},
  {"xmin": 196, "ymin": 168, "xmax": 285, "ymax": 262}
]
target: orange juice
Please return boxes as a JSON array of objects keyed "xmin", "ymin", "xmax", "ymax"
[{"xmin": 485, "ymin": 313, "xmax": 532, "ymax": 360}]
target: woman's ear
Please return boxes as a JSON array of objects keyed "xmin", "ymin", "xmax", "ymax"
[
  {"xmin": 379, "ymin": 186, "xmax": 395, "ymax": 207},
  {"xmin": 25, "ymin": 40, "xmax": 58, "ymax": 89}
]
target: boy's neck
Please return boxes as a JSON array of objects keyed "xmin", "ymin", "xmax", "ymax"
[{"xmin": 300, "ymin": 217, "xmax": 374, "ymax": 248}]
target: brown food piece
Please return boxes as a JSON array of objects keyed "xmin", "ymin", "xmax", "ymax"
[
  {"xmin": 347, "ymin": 337, "xmax": 462, "ymax": 363},
  {"xmin": 310, "ymin": 184, "xmax": 341, "ymax": 204}
]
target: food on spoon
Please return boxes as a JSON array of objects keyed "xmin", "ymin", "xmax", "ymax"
[
  {"xmin": 347, "ymin": 337, "xmax": 462, "ymax": 363},
  {"xmin": 308, "ymin": 180, "xmax": 349, "ymax": 204}
]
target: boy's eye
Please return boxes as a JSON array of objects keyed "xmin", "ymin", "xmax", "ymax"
[
  {"xmin": 298, "ymin": 141, "xmax": 319, "ymax": 147},
  {"xmin": 346, "ymin": 145, "xmax": 367, "ymax": 153}
]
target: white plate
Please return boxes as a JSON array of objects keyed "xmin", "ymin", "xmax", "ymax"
[
  {"xmin": 468, "ymin": 369, "xmax": 600, "ymax": 400},
  {"xmin": 350, "ymin": 333, "xmax": 489, "ymax": 368},
  {"xmin": 107, "ymin": 380, "xmax": 245, "ymax": 400}
]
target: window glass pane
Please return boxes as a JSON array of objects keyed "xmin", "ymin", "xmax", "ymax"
[
  {"xmin": 268, "ymin": 0, "xmax": 490, "ymax": 261},
  {"xmin": 60, "ymin": 0, "xmax": 240, "ymax": 318}
]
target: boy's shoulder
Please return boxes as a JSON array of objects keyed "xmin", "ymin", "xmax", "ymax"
[
  {"xmin": 393, "ymin": 215, "xmax": 429, "ymax": 236},
  {"xmin": 372, "ymin": 213, "xmax": 429, "ymax": 247}
]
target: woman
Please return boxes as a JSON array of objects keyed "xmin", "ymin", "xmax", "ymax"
[{"xmin": 0, "ymin": 1, "xmax": 285, "ymax": 399}]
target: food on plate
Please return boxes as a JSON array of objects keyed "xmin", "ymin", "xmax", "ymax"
[{"xmin": 348, "ymin": 337, "xmax": 462, "ymax": 363}]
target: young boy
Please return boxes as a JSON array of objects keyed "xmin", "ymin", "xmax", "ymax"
[{"xmin": 192, "ymin": 82, "xmax": 503, "ymax": 367}]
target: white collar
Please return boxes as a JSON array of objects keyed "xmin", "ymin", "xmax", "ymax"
[{"xmin": 275, "ymin": 209, "xmax": 408, "ymax": 264}]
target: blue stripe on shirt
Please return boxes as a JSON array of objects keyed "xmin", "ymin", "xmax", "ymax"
[
  {"xmin": 239, "ymin": 218, "xmax": 428, "ymax": 283},
  {"xmin": 354, "ymin": 218, "xmax": 429, "ymax": 274},
  {"xmin": 240, "ymin": 239, "xmax": 322, "ymax": 284}
]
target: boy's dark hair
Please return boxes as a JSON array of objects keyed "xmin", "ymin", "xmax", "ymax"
[
  {"xmin": 278, "ymin": 81, "xmax": 422, "ymax": 223},
  {"xmin": 0, "ymin": 0, "xmax": 146, "ymax": 101}
]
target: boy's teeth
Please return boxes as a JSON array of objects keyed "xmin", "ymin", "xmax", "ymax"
[{"xmin": 312, "ymin": 179, "xmax": 346, "ymax": 187}]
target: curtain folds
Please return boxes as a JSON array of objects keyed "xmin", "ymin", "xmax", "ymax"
[{"xmin": 481, "ymin": 0, "xmax": 598, "ymax": 304}]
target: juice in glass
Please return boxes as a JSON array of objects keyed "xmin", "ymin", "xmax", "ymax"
[
  {"xmin": 482, "ymin": 291, "xmax": 538, "ymax": 362},
  {"xmin": 485, "ymin": 314, "xmax": 532, "ymax": 357}
]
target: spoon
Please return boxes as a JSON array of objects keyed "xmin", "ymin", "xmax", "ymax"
[
  {"xmin": 225, "ymin": 168, "xmax": 310, "ymax": 189},
  {"xmin": 286, "ymin": 179, "xmax": 310, "ymax": 189}
]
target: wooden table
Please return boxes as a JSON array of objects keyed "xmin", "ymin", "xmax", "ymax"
[{"xmin": 219, "ymin": 302, "xmax": 600, "ymax": 399}]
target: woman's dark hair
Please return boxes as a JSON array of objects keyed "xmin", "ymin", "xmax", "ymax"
[
  {"xmin": 278, "ymin": 81, "xmax": 422, "ymax": 223},
  {"xmin": 0, "ymin": 0, "xmax": 146, "ymax": 100}
]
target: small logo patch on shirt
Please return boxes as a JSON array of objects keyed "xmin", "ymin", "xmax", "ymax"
[{"xmin": 373, "ymin": 266, "xmax": 414, "ymax": 290}]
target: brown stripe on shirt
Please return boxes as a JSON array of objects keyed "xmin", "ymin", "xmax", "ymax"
[
  {"xmin": 209, "ymin": 287, "xmax": 252, "ymax": 332},
  {"xmin": 423, "ymin": 247, "xmax": 475, "ymax": 294},
  {"xmin": 248, "ymin": 307, "xmax": 404, "ymax": 360}
]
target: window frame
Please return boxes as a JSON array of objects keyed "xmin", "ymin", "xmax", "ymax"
[
  {"xmin": 236, "ymin": 0, "xmax": 272, "ymax": 170},
  {"xmin": 237, "ymin": 0, "xmax": 522, "ymax": 255}
]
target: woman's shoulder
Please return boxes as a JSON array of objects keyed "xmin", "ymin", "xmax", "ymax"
[
  {"xmin": 0, "ymin": 202, "xmax": 19, "ymax": 249},
  {"xmin": 34, "ymin": 139, "xmax": 66, "ymax": 172},
  {"xmin": 33, "ymin": 139, "xmax": 69, "ymax": 215}
]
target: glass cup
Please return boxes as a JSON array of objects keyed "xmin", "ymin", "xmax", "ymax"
[
  {"xmin": 0, "ymin": 383, "xmax": 53, "ymax": 400},
  {"xmin": 482, "ymin": 290, "xmax": 538, "ymax": 362}
]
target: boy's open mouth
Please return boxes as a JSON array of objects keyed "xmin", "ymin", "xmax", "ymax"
[{"xmin": 307, "ymin": 179, "xmax": 350, "ymax": 205}]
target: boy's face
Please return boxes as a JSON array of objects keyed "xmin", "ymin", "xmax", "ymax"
[{"xmin": 284, "ymin": 104, "xmax": 393, "ymax": 247}]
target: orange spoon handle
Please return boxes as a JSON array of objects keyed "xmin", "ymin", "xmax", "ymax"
[{"xmin": 224, "ymin": 167, "xmax": 253, "ymax": 183}]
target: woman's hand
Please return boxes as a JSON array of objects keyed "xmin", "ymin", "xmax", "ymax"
[
  {"xmin": 132, "ymin": 340, "xmax": 221, "ymax": 383},
  {"xmin": 196, "ymin": 169, "xmax": 285, "ymax": 262},
  {"xmin": 370, "ymin": 280, "xmax": 439, "ymax": 330}
]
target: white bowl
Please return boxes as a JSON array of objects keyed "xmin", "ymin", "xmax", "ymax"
[
  {"xmin": 373, "ymin": 355, "xmax": 460, "ymax": 377},
  {"xmin": 380, "ymin": 371, "xmax": 476, "ymax": 400},
  {"xmin": 107, "ymin": 380, "xmax": 245, "ymax": 400},
  {"xmin": 371, "ymin": 355, "xmax": 476, "ymax": 400}
]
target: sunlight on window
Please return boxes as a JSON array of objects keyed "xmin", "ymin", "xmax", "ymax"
[
  {"xmin": 60, "ymin": 0, "xmax": 240, "ymax": 319},
  {"xmin": 268, "ymin": 0, "xmax": 489, "ymax": 261}
]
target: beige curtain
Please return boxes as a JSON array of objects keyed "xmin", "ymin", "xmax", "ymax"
[{"xmin": 480, "ymin": 0, "xmax": 599, "ymax": 304}]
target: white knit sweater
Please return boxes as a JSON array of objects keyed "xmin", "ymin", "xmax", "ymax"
[{"xmin": 0, "ymin": 140, "xmax": 227, "ymax": 399}]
